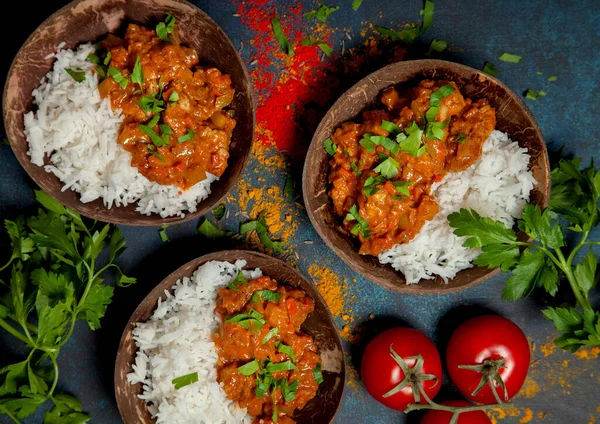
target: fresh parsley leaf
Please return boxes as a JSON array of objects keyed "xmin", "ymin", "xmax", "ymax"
[
  {"xmin": 525, "ymin": 89, "xmax": 538, "ymax": 100},
  {"xmin": 448, "ymin": 208, "xmax": 518, "ymax": 248},
  {"xmin": 352, "ymin": 0, "xmax": 364, "ymax": 11},
  {"xmin": 300, "ymin": 36, "xmax": 333, "ymax": 57},
  {"xmin": 138, "ymin": 93, "xmax": 165, "ymax": 114},
  {"xmin": 375, "ymin": 25, "xmax": 420, "ymax": 44},
  {"xmin": 275, "ymin": 341, "xmax": 297, "ymax": 362},
  {"xmin": 363, "ymin": 175, "xmax": 386, "ymax": 197},
  {"xmin": 131, "ymin": 55, "xmax": 144, "ymax": 86},
  {"xmin": 425, "ymin": 119, "xmax": 449, "ymax": 140},
  {"xmin": 147, "ymin": 144, "xmax": 164, "ymax": 162},
  {"xmin": 371, "ymin": 135, "xmax": 400, "ymax": 155},
  {"xmin": 374, "ymin": 156, "xmax": 400, "ymax": 179},
  {"xmin": 455, "ymin": 133, "xmax": 467, "ymax": 144},
  {"xmin": 304, "ymin": 2, "xmax": 339, "ymax": 22},
  {"xmin": 277, "ymin": 379, "xmax": 299, "ymax": 402},
  {"xmin": 474, "ymin": 243, "xmax": 520, "ymax": 273},
  {"xmin": 4, "ymin": 217, "xmax": 35, "ymax": 265},
  {"xmin": 107, "ymin": 66, "xmax": 128, "ymax": 89},
  {"xmin": 252, "ymin": 290, "xmax": 283, "ymax": 304},
  {"xmin": 324, "ymin": 138, "xmax": 337, "ymax": 156},
  {"xmin": 420, "ymin": 0, "xmax": 435, "ymax": 34},
  {"xmin": 237, "ymin": 360, "xmax": 260, "ymax": 376},
  {"xmin": 64, "ymin": 68, "xmax": 86, "ymax": 83},
  {"xmin": 228, "ymin": 270, "xmax": 248, "ymax": 291},
  {"xmin": 266, "ymin": 360, "xmax": 297, "ymax": 373},
  {"xmin": 426, "ymin": 39, "xmax": 447, "ymax": 57},
  {"xmin": 381, "ymin": 120, "xmax": 401, "ymax": 133},
  {"xmin": 271, "ymin": 14, "xmax": 295, "ymax": 56},
  {"xmin": 498, "ymin": 52, "xmax": 522, "ymax": 63},
  {"xmin": 399, "ymin": 122, "xmax": 425, "ymax": 157},
  {"xmin": 359, "ymin": 133, "xmax": 375, "ymax": 152},
  {"xmin": 158, "ymin": 225, "xmax": 169, "ymax": 243},
  {"xmin": 177, "ymin": 129, "xmax": 195, "ymax": 143},
  {"xmin": 573, "ymin": 248, "xmax": 597, "ymax": 293},
  {"xmin": 502, "ymin": 249, "xmax": 546, "ymax": 300},
  {"xmin": 240, "ymin": 217, "xmax": 285, "ymax": 254},
  {"xmin": 262, "ymin": 327, "xmax": 279, "ymax": 345},
  {"xmin": 86, "ymin": 54, "xmax": 100, "ymax": 64},
  {"xmin": 156, "ymin": 12, "xmax": 176, "ymax": 43},
  {"xmin": 213, "ymin": 204, "xmax": 226, "ymax": 220},
  {"xmin": 172, "ymin": 372, "xmax": 198, "ymax": 389},
  {"xmin": 104, "ymin": 51, "xmax": 112, "ymax": 66},
  {"xmin": 345, "ymin": 205, "xmax": 371, "ymax": 238},
  {"xmin": 139, "ymin": 123, "xmax": 168, "ymax": 147},
  {"xmin": 482, "ymin": 61, "xmax": 500, "ymax": 77},
  {"xmin": 519, "ymin": 204, "xmax": 565, "ymax": 249},
  {"xmin": 350, "ymin": 161, "xmax": 362, "ymax": 177},
  {"xmin": 169, "ymin": 90, "xmax": 179, "ymax": 103},
  {"xmin": 313, "ymin": 363, "xmax": 324, "ymax": 384},
  {"xmin": 391, "ymin": 181, "xmax": 414, "ymax": 197},
  {"xmin": 77, "ymin": 284, "xmax": 113, "ymax": 330},
  {"xmin": 547, "ymin": 75, "xmax": 557, "ymax": 82},
  {"xmin": 197, "ymin": 219, "xmax": 232, "ymax": 239}
]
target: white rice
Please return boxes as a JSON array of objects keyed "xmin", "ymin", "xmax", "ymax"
[
  {"xmin": 24, "ymin": 43, "xmax": 216, "ymax": 218},
  {"xmin": 127, "ymin": 260, "xmax": 260, "ymax": 423},
  {"xmin": 379, "ymin": 130, "xmax": 536, "ymax": 284}
]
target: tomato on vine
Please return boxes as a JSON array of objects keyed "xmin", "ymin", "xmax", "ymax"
[
  {"xmin": 446, "ymin": 315, "xmax": 530, "ymax": 404},
  {"xmin": 360, "ymin": 328, "xmax": 442, "ymax": 411}
]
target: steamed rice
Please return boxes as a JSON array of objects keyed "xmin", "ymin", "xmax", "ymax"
[
  {"xmin": 379, "ymin": 130, "xmax": 536, "ymax": 284},
  {"xmin": 127, "ymin": 260, "xmax": 258, "ymax": 423},
  {"xmin": 23, "ymin": 43, "xmax": 215, "ymax": 218}
]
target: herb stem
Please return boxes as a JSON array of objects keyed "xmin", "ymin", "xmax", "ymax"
[
  {"xmin": 4, "ymin": 410, "xmax": 22, "ymax": 424},
  {"xmin": 582, "ymin": 241, "xmax": 600, "ymax": 246},
  {"xmin": 0, "ymin": 257, "xmax": 15, "ymax": 272},
  {"xmin": 0, "ymin": 317, "xmax": 32, "ymax": 346},
  {"xmin": 518, "ymin": 242, "xmax": 563, "ymax": 270},
  {"xmin": 555, "ymin": 247, "xmax": 591, "ymax": 310},
  {"xmin": 48, "ymin": 353, "xmax": 60, "ymax": 397}
]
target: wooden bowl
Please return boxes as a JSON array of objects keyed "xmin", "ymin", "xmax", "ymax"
[
  {"xmin": 114, "ymin": 250, "xmax": 345, "ymax": 424},
  {"xmin": 2, "ymin": 0, "xmax": 254, "ymax": 226},
  {"xmin": 302, "ymin": 59, "xmax": 550, "ymax": 294}
]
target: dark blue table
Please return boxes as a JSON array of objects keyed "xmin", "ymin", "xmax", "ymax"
[{"xmin": 1, "ymin": 1, "xmax": 599, "ymax": 423}]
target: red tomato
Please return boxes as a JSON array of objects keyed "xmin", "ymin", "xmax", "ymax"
[
  {"xmin": 361, "ymin": 328, "xmax": 442, "ymax": 411},
  {"xmin": 446, "ymin": 315, "xmax": 530, "ymax": 404},
  {"xmin": 420, "ymin": 400, "xmax": 491, "ymax": 424}
]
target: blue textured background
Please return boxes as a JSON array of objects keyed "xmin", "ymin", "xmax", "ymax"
[{"xmin": 1, "ymin": 1, "xmax": 599, "ymax": 423}]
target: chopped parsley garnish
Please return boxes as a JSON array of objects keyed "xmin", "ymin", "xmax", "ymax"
[
  {"xmin": 237, "ymin": 360, "xmax": 260, "ymax": 376},
  {"xmin": 323, "ymin": 138, "xmax": 337, "ymax": 156},
  {"xmin": 147, "ymin": 144, "xmax": 164, "ymax": 161},
  {"xmin": 374, "ymin": 156, "xmax": 400, "ymax": 179},
  {"xmin": 177, "ymin": 129, "xmax": 195, "ymax": 143},
  {"xmin": 538, "ymin": 90, "xmax": 547, "ymax": 97},
  {"xmin": 158, "ymin": 225, "xmax": 169, "ymax": 242},
  {"xmin": 156, "ymin": 12, "xmax": 176, "ymax": 43},
  {"xmin": 350, "ymin": 161, "xmax": 362, "ymax": 177},
  {"xmin": 172, "ymin": 372, "xmax": 198, "ymax": 389},
  {"xmin": 381, "ymin": 120, "xmax": 401, "ymax": 133},
  {"xmin": 169, "ymin": 90, "xmax": 179, "ymax": 103},
  {"xmin": 197, "ymin": 219, "xmax": 233, "ymax": 239},
  {"xmin": 107, "ymin": 66, "xmax": 128, "ymax": 89},
  {"xmin": 266, "ymin": 360, "xmax": 297, "ymax": 373},
  {"xmin": 275, "ymin": 342, "xmax": 296, "ymax": 362},
  {"xmin": 278, "ymin": 379, "xmax": 300, "ymax": 402},
  {"xmin": 345, "ymin": 205, "xmax": 371, "ymax": 238},
  {"xmin": 104, "ymin": 51, "xmax": 112, "ymax": 66},
  {"xmin": 524, "ymin": 89, "xmax": 545, "ymax": 101},
  {"xmin": 313, "ymin": 363, "xmax": 324, "ymax": 384},
  {"xmin": 498, "ymin": 52, "xmax": 522, "ymax": 63},
  {"xmin": 304, "ymin": 2, "xmax": 340, "ymax": 23},
  {"xmin": 392, "ymin": 181, "xmax": 414, "ymax": 198},
  {"xmin": 213, "ymin": 204, "xmax": 226, "ymax": 220},
  {"xmin": 455, "ymin": 133, "xmax": 467, "ymax": 144},
  {"xmin": 240, "ymin": 216, "xmax": 284, "ymax": 254},
  {"xmin": 138, "ymin": 92, "xmax": 166, "ymax": 114},
  {"xmin": 271, "ymin": 14, "xmax": 295, "ymax": 56},
  {"xmin": 426, "ymin": 38, "xmax": 447, "ymax": 57},
  {"xmin": 536, "ymin": 71, "xmax": 543, "ymax": 75},
  {"xmin": 363, "ymin": 175, "xmax": 386, "ymax": 196},
  {"xmin": 65, "ymin": 68, "xmax": 86, "ymax": 83},
  {"xmin": 262, "ymin": 327, "xmax": 279, "ymax": 344},
  {"xmin": 547, "ymin": 75, "xmax": 557, "ymax": 82},
  {"xmin": 359, "ymin": 133, "xmax": 375, "ymax": 152},
  {"xmin": 226, "ymin": 309, "xmax": 266, "ymax": 333},
  {"xmin": 482, "ymin": 61, "xmax": 500, "ymax": 77},
  {"xmin": 228, "ymin": 270, "xmax": 248, "ymax": 291},
  {"xmin": 160, "ymin": 124, "xmax": 173, "ymax": 145},
  {"xmin": 131, "ymin": 55, "xmax": 144, "ymax": 86},
  {"xmin": 252, "ymin": 290, "xmax": 283, "ymax": 304},
  {"xmin": 352, "ymin": 0, "xmax": 364, "ymax": 11},
  {"xmin": 425, "ymin": 118, "xmax": 450, "ymax": 141},
  {"xmin": 375, "ymin": 0, "xmax": 434, "ymax": 43},
  {"xmin": 87, "ymin": 53, "xmax": 100, "ymax": 64},
  {"xmin": 300, "ymin": 36, "xmax": 333, "ymax": 57},
  {"xmin": 139, "ymin": 121, "xmax": 168, "ymax": 147},
  {"xmin": 399, "ymin": 122, "xmax": 426, "ymax": 157}
]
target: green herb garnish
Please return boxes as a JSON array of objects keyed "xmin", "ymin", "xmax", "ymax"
[
  {"xmin": 169, "ymin": 90, "xmax": 179, "ymax": 103},
  {"xmin": 237, "ymin": 360, "xmax": 260, "ymax": 376},
  {"xmin": 213, "ymin": 204, "xmax": 226, "ymax": 220},
  {"xmin": 498, "ymin": 52, "xmax": 522, "ymax": 63},
  {"xmin": 352, "ymin": 0, "xmax": 364, "ymax": 11},
  {"xmin": 107, "ymin": 66, "xmax": 128, "ymax": 89},
  {"xmin": 345, "ymin": 205, "xmax": 371, "ymax": 238},
  {"xmin": 375, "ymin": 0, "xmax": 434, "ymax": 43},
  {"xmin": 252, "ymin": 290, "xmax": 283, "ymax": 304},
  {"xmin": 104, "ymin": 51, "xmax": 112, "ymax": 66},
  {"xmin": 172, "ymin": 372, "xmax": 198, "ymax": 389},
  {"xmin": 350, "ymin": 161, "xmax": 362, "ymax": 177},
  {"xmin": 177, "ymin": 129, "xmax": 195, "ymax": 143},
  {"xmin": 482, "ymin": 61, "xmax": 500, "ymax": 77},
  {"xmin": 391, "ymin": 181, "xmax": 414, "ymax": 197},
  {"xmin": 359, "ymin": 133, "xmax": 375, "ymax": 152},
  {"xmin": 381, "ymin": 120, "xmax": 401, "ymax": 133},
  {"xmin": 156, "ymin": 12, "xmax": 176, "ymax": 43},
  {"xmin": 226, "ymin": 309, "xmax": 266, "ymax": 333},
  {"xmin": 284, "ymin": 175, "xmax": 295, "ymax": 200},
  {"xmin": 300, "ymin": 36, "xmax": 333, "ymax": 57},
  {"xmin": 275, "ymin": 342, "xmax": 296, "ymax": 362},
  {"xmin": 313, "ymin": 363, "xmax": 324, "ymax": 384},
  {"xmin": 240, "ymin": 216, "xmax": 284, "ymax": 254},
  {"xmin": 138, "ymin": 93, "xmax": 166, "ymax": 115},
  {"xmin": 87, "ymin": 53, "xmax": 100, "ymax": 64},
  {"xmin": 262, "ymin": 327, "xmax": 279, "ymax": 345},
  {"xmin": 139, "ymin": 122, "xmax": 168, "ymax": 147},
  {"xmin": 524, "ymin": 89, "xmax": 539, "ymax": 101},
  {"xmin": 363, "ymin": 175, "xmax": 386, "ymax": 196},
  {"xmin": 266, "ymin": 361, "xmax": 297, "ymax": 373},
  {"xmin": 455, "ymin": 133, "xmax": 467, "ymax": 144},
  {"xmin": 147, "ymin": 144, "xmax": 164, "ymax": 162},
  {"xmin": 271, "ymin": 14, "xmax": 295, "ymax": 56},
  {"xmin": 323, "ymin": 138, "xmax": 337, "ymax": 156},
  {"xmin": 158, "ymin": 225, "xmax": 169, "ymax": 242},
  {"xmin": 197, "ymin": 219, "xmax": 233, "ymax": 239},
  {"xmin": 374, "ymin": 156, "xmax": 400, "ymax": 179},
  {"xmin": 426, "ymin": 38, "xmax": 447, "ymax": 57},
  {"xmin": 131, "ymin": 55, "xmax": 144, "ymax": 87},
  {"xmin": 371, "ymin": 135, "xmax": 401, "ymax": 155},
  {"xmin": 547, "ymin": 75, "xmax": 557, "ymax": 82},
  {"xmin": 399, "ymin": 122, "xmax": 426, "ymax": 157},
  {"xmin": 425, "ymin": 118, "xmax": 450, "ymax": 141},
  {"xmin": 228, "ymin": 270, "xmax": 248, "ymax": 291},
  {"xmin": 65, "ymin": 68, "xmax": 86, "ymax": 83},
  {"xmin": 304, "ymin": 2, "xmax": 340, "ymax": 22}
]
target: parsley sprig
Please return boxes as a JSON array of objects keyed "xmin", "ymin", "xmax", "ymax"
[
  {"xmin": 0, "ymin": 191, "xmax": 135, "ymax": 422},
  {"xmin": 448, "ymin": 157, "xmax": 600, "ymax": 352}
]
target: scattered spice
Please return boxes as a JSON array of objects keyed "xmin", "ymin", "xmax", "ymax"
[{"xmin": 308, "ymin": 264, "xmax": 344, "ymax": 316}]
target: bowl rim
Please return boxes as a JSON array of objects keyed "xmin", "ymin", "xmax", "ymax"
[
  {"xmin": 2, "ymin": 0, "xmax": 255, "ymax": 227},
  {"xmin": 302, "ymin": 58, "xmax": 550, "ymax": 295},
  {"xmin": 113, "ymin": 249, "xmax": 346, "ymax": 424}
]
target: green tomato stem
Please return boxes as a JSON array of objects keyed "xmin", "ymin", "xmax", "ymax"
[{"xmin": 0, "ymin": 317, "xmax": 32, "ymax": 346}]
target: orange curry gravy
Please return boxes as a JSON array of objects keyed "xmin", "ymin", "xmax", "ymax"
[
  {"xmin": 98, "ymin": 23, "xmax": 235, "ymax": 189},
  {"xmin": 328, "ymin": 79, "xmax": 496, "ymax": 256},
  {"xmin": 214, "ymin": 275, "xmax": 322, "ymax": 424}
]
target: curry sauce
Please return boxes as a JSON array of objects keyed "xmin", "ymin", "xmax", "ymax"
[
  {"xmin": 97, "ymin": 21, "xmax": 235, "ymax": 190},
  {"xmin": 214, "ymin": 275, "xmax": 322, "ymax": 424},
  {"xmin": 327, "ymin": 79, "xmax": 496, "ymax": 256}
]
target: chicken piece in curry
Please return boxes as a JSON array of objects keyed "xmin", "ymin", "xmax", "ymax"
[
  {"xmin": 327, "ymin": 79, "xmax": 496, "ymax": 256},
  {"xmin": 96, "ymin": 16, "xmax": 235, "ymax": 190},
  {"xmin": 214, "ymin": 273, "xmax": 323, "ymax": 424}
]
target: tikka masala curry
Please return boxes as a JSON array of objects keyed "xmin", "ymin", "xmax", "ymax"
[
  {"xmin": 214, "ymin": 273, "xmax": 323, "ymax": 424},
  {"xmin": 95, "ymin": 13, "xmax": 235, "ymax": 190},
  {"xmin": 327, "ymin": 79, "xmax": 496, "ymax": 256}
]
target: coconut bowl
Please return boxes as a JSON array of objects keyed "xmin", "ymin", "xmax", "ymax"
[
  {"xmin": 114, "ymin": 250, "xmax": 345, "ymax": 424},
  {"xmin": 3, "ymin": 0, "xmax": 254, "ymax": 225},
  {"xmin": 302, "ymin": 59, "xmax": 550, "ymax": 294}
]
